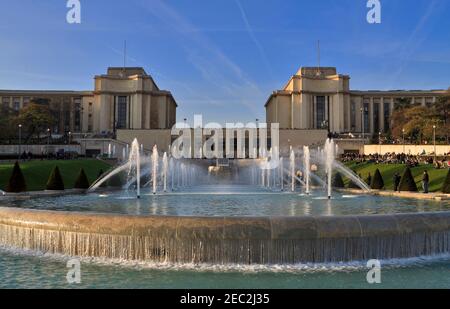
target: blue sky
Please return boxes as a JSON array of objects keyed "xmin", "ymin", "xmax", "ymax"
[{"xmin": 0, "ymin": 0, "xmax": 449, "ymax": 123}]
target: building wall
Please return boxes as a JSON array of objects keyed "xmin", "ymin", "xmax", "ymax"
[
  {"xmin": 0, "ymin": 67, "xmax": 177, "ymax": 136},
  {"xmin": 117, "ymin": 129, "xmax": 173, "ymax": 153},
  {"xmin": 265, "ymin": 67, "xmax": 446, "ymax": 135}
]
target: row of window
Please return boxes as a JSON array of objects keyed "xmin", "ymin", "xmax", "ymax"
[
  {"xmin": 1, "ymin": 97, "xmax": 31, "ymax": 111},
  {"xmin": 350, "ymin": 101, "xmax": 391, "ymax": 133}
]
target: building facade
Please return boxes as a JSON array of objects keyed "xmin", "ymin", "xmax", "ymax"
[
  {"xmin": 0, "ymin": 67, "xmax": 177, "ymax": 136},
  {"xmin": 265, "ymin": 67, "xmax": 446, "ymax": 135}
]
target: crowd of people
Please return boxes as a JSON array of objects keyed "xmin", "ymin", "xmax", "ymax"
[{"xmin": 341, "ymin": 152, "xmax": 450, "ymax": 169}]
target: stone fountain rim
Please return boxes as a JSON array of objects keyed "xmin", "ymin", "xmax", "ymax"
[{"xmin": 0, "ymin": 206, "xmax": 449, "ymax": 240}]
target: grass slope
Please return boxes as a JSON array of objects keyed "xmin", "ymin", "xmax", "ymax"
[
  {"xmin": 345, "ymin": 162, "xmax": 448, "ymax": 193},
  {"xmin": 0, "ymin": 160, "xmax": 111, "ymax": 192}
]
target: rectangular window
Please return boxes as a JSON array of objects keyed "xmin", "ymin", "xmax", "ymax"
[
  {"xmin": 117, "ymin": 96, "xmax": 127, "ymax": 129},
  {"xmin": 373, "ymin": 102, "xmax": 380, "ymax": 134},
  {"xmin": 88, "ymin": 114, "xmax": 93, "ymax": 132},
  {"xmin": 23, "ymin": 97, "xmax": 30, "ymax": 108},
  {"xmin": 363, "ymin": 101, "xmax": 370, "ymax": 134},
  {"xmin": 316, "ymin": 96, "xmax": 326, "ymax": 129},
  {"xmin": 2, "ymin": 97, "xmax": 10, "ymax": 111},
  {"xmin": 350, "ymin": 101, "xmax": 356, "ymax": 131},
  {"xmin": 13, "ymin": 97, "xmax": 20, "ymax": 111},
  {"xmin": 383, "ymin": 102, "xmax": 390, "ymax": 133},
  {"xmin": 74, "ymin": 98, "xmax": 82, "ymax": 132}
]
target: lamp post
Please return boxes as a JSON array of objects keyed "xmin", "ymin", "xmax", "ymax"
[
  {"xmin": 433, "ymin": 125, "xmax": 437, "ymax": 163},
  {"xmin": 361, "ymin": 107, "xmax": 365, "ymax": 144},
  {"xmin": 18, "ymin": 124, "xmax": 22, "ymax": 160},
  {"xmin": 379, "ymin": 132, "xmax": 382, "ymax": 154},
  {"xmin": 47, "ymin": 128, "xmax": 51, "ymax": 159},
  {"xmin": 402, "ymin": 128, "xmax": 406, "ymax": 154}
]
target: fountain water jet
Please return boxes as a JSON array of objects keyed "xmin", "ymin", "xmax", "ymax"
[
  {"xmin": 324, "ymin": 138, "xmax": 335, "ymax": 199},
  {"xmin": 151, "ymin": 145, "xmax": 159, "ymax": 194},
  {"xmin": 130, "ymin": 139, "xmax": 141, "ymax": 198},
  {"xmin": 162, "ymin": 152, "xmax": 168, "ymax": 192},
  {"xmin": 290, "ymin": 147, "xmax": 295, "ymax": 192},
  {"xmin": 303, "ymin": 146, "xmax": 311, "ymax": 195}
]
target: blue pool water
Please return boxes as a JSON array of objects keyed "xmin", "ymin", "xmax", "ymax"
[
  {"xmin": 0, "ymin": 247, "xmax": 449, "ymax": 289},
  {"xmin": 2, "ymin": 185, "xmax": 449, "ymax": 217}
]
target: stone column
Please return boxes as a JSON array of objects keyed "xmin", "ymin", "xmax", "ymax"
[{"xmin": 369, "ymin": 97, "xmax": 374, "ymax": 134}]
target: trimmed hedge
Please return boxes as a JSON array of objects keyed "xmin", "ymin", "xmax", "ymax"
[
  {"xmin": 398, "ymin": 167, "xmax": 418, "ymax": 192},
  {"xmin": 370, "ymin": 169, "xmax": 385, "ymax": 190},
  {"xmin": 5, "ymin": 162, "xmax": 27, "ymax": 193},
  {"xmin": 74, "ymin": 168, "xmax": 90, "ymax": 189},
  {"xmin": 46, "ymin": 166, "xmax": 65, "ymax": 191},
  {"xmin": 443, "ymin": 169, "xmax": 450, "ymax": 194}
]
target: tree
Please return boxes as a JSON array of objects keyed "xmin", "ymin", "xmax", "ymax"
[
  {"xmin": 14, "ymin": 100, "xmax": 54, "ymax": 143},
  {"xmin": 46, "ymin": 166, "xmax": 65, "ymax": 191},
  {"xmin": 370, "ymin": 169, "xmax": 384, "ymax": 190},
  {"xmin": 74, "ymin": 168, "xmax": 90, "ymax": 189},
  {"xmin": 5, "ymin": 162, "xmax": 27, "ymax": 193},
  {"xmin": 332, "ymin": 172, "xmax": 345, "ymax": 188},
  {"xmin": 392, "ymin": 105, "xmax": 443, "ymax": 144},
  {"xmin": 393, "ymin": 97, "xmax": 413, "ymax": 111},
  {"xmin": 0, "ymin": 107, "xmax": 16, "ymax": 141},
  {"xmin": 435, "ymin": 88, "xmax": 450, "ymax": 143},
  {"xmin": 398, "ymin": 167, "xmax": 418, "ymax": 192},
  {"xmin": 442, "ymin": 169, "xmax": 450, "ymax": 194}
]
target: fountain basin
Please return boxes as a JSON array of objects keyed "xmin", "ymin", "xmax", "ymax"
[{"xmin": 0, "ymin": 206, "xmax": 449, "ymax": 264}]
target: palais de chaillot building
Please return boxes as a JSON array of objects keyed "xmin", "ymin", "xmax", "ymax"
[{"xmin": 0, "ymin": 66, "xmax": 446, "ymax": 155}]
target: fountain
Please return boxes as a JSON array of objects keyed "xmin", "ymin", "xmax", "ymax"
[
  {"xmin": 108, "ymin": 143, "xmax": 112, "ymax": 158},
  {"xmin": 2, "ymin": 136, "xmax": 447, "ymax": 268}
]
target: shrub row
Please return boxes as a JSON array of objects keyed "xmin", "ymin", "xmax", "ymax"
[
  {"xmin": 344, "ymin": 167, "xmax": 450, "ymax": 193},
  {"xmin": 3, "ymin": 162, "xmax": 95, "ymax": 193}
]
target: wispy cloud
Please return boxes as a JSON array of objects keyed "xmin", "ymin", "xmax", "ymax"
[
  {"xmin": 235, "ymin": 0, "xmax": 273, "ymax": 79},
  {"xmin": 137, "ymin": 0, "xmax": 265, "ymax": 119},
  {"xmin": 388, "ymin": 0, "xmax": 441, "ymax": 87}
]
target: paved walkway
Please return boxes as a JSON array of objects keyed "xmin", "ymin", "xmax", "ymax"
[{"xmin": 342, "ymin": 188, "xmax": 450, "ymax": 201}]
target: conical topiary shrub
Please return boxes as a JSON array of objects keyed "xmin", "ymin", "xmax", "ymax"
[
  {"xmin": 348, "ymin": 171, "xmax": 363, "ymax": 189},
  {"xmin": 348, "ymin": 179, "xmax": 361, "ymax": 189},
  {"xmin": 5, "ymin": 162, "xmax": 27, "ymax": 193},
  {"xmin": 398, "ymin": 167, "xmax": 418, "ymax": 192},
  {"xmin": 442, "ymin": 169, "xmax": 450, "ymax": 194},
  {"xmin": 46, "ymin": 166, "xmax": 65, "ymax": 191},
  {"xmin": 332, "ymin": 172, "xmax": 345, "ymax": 188},
  {"xmin": 74, "ymin": 168, "xmax": 90, "ymax": 189},
  {"xmin": 370, "ymin": 169, "xmax": 385, "ymax": 190},
  {"xmin": 97, "ymin": 169, "xmax": 104, "ymax": 179},
  {"xmin": 108, "ymin": 172, "xmax": 124, "ymax": 187},
  {"xmin": 366, "ymin": 173, "xmax": 372, "ymax": 187}
]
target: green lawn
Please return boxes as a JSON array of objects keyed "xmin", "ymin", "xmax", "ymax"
[
  {"xmin": 0, "ymin": 159, "xmax": 112, "ymax": 192},
  {"xmin": 345, "ymin": 161, "xmax": 449, "ymax": 193}
]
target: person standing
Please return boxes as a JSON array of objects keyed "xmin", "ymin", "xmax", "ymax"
[
  {"xmin": 422, "ymin": 170, "xmax": 430, "ymax": 194},
  {"xmin": 393, "ymin": 173, "xmax": 401, "ymax": 192}
]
